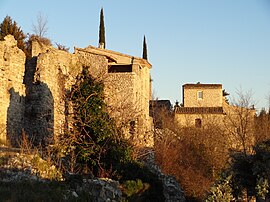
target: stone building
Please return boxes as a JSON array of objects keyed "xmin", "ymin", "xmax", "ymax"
[
  {"xmin": 174, "ymin": 82, "xmax": 256, "ymax": 150},
  {"xmin": 0, "ymin": 35, "xmax": 153, "ymax": 147},
  {"xmin": 76, "ymin": 45, "xmax": 153, "ymax": 146},
  {"xmin": 174, "ymin": 82, "xmax": 255, "ymax": 129},
  {"xmin": 175, "ymin": 83, "xmax": 226, "ymax": 128}
]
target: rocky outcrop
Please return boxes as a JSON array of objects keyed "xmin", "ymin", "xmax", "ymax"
[
  {"xmin": 140, "ymin": 145, "xmax": 186, "ymax": 202},
  {"xmin": 0, "ymin": 152, "xmax": 122, "ymax": 201},
  {"xmin": 68, "ymin": 176, "xmax": 122, "ymax": 202},
  {"xmin": 146, "ymin": 162, "xmax": 186, "ymax": 202}
]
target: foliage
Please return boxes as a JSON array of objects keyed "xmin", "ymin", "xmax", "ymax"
[
  {"xmin": 99, "ymin": 8, "xmax": 106, "ymax": 48},
  {"xmin": 119, "ymin": 161, "xmax": 165, "ymax": 202},
  {"xmin": 55, "ymin": 42, "xmax": 70, "ymax": 52},
  {"xmin": 69, "ymin": 67, "xmax": 132, "ymax": 177},
  {"xmin": 24, "ymin": 33, "xmax": 52, "ymax": 59},
  {"xmin": 207, "ymin": 140, "xmax": 270, "ymax": 201},
  {"xmin": 254, "ymin": 108, "xmax": 270, "ymax": 144},
  {"xmin": 122, "ymin": 179, "xmax": 150, "ymax": 199},
  {"xmin": 0, "ymin": 15, "xmax": 26, "ymax": 52},
  {"xmin": 30, "ymin": 155, "xmax": 63, "ymax": 181},
  {"xmin": 256, "ymin": 177, "xmax": 269, "ymax": 199},
  {"xmin": 206, "ymin": 172, "xmax": 235, "ymax": 202},
  {"xmin": 142, "ymin": 35, "xmax": 148, "ymax": 60},
  {"xmin": 224, "ymin": 89, "xmax": 255, "ymax": 155},
  {"xmin": 155, "ymin": 126, "xmax": 229, "ymax": 201},
  {"xmin": 0, "ymin": 156, "xmax": 8, "ymax": 166}
]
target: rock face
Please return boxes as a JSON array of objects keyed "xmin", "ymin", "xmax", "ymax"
[
  {"xmin": 146, "ymin": 162, "xmax": 186, "ymax": 202},
  {"xmin": 0, "ymin": 152, "xmax": 122, "ymax": 201},
  {"xmin": 139, "ymin": 146, "xmax": 186, "ymax": 202},
  {"xmin": 0, "ymin": 35, "xmax": 153, "ymax": 147}
]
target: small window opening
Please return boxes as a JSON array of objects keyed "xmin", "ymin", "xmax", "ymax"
[
  {"xmin": 198, "ymin": 91, "xmax": 203, "ymax": 99},
  {"xmin": 129, "ymin": 121, "xmax": 136, "ymax": 135},
  {"xmin": 195, "ymin": 118, "xmax": 202, "ymax": 128},
  {"xmin": 108, "ymin": 65, "xmax": 132, "ymax": 73}
]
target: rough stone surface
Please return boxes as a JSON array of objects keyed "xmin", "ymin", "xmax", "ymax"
[
  {"xmin": 146, "ymin": 161, "xmax": 186, "ymax": 202},
  {"xmin": 0, "ymin": 35, "xmax": 26, "ymax": 145},
  {"xmin": 0, "ymin": 35, "xmax": 153, "ymax": 147},
  {"xmin": 0, "ymin": 152, "xmax": 122, "ymax": 201},
  {"xmin": 140, "ymin": 145, "xmax": 186, "ymax": 202}
]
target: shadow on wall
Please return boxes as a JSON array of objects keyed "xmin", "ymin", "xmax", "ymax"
[
  {"xmin": 7, "ymin": 88, "xmax": 25, "ymax": 146},
  {"xmin": 6, "ymin": 56, "xmax": 54, "ymax": 147},
  {"xmin": 7, "ymin": 82, "xmax": 54, "ymax": 147},
  {"xmin": 24, "ymin": 81, "xmax": 54, "ymax": 146},
  {"xmin": 24, "ymin": 56, "xmax": 54, "ymax": 146}
]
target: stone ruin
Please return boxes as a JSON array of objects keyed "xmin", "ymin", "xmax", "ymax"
[{"xmin": 0, "ymin": 35, "xmax": 153, "ymax": 147}]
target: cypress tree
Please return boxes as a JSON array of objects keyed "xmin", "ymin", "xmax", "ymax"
[
  {"xmin": 142, "ymin": 35, "xmax": 148, "ymax": 60},
  {"xmin": 99, "ymin": 8, "xmax": 106, "ymax": 49}
]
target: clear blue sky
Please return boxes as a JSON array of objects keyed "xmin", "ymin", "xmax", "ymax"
[{"xmin": 1, "ymin": 0, "xmax": 270, "ymax": 110}]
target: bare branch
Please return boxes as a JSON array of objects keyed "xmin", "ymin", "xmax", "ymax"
[{"xmin": 32, "ymin": 12, "xmax": 48, "ymax": 37}]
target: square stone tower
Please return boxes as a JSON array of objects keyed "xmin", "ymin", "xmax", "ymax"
[{"xmin": 182, "ymin": 83, "xmax": 223, "ymax": 107}]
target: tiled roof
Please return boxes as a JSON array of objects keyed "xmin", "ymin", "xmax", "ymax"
[{"xmin": 175, "ymin": 107, "xmax": 224, "ymax": 114}]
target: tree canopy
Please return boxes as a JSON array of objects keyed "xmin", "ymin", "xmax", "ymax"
[
  {"xmin": 207, "ymin": 140, "xmax": 270, "ymax": 201},
  {"xmin": 0, "ymin": 15, "xmax": 26, "ymax": 52}
]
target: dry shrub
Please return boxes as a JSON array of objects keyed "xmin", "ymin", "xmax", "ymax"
[
  {"xmin": 17, "ymin": 130, "xmax": 37, "ymax": 155},
  {"xmin": 155, "ymin": 126, "xmax": 229, "ymax": 201}
]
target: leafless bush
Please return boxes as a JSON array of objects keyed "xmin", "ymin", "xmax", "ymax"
[
  {"xmin": 32, "ymin": 12, "xmax": 48, "ymax": 38},
  {"xmin": 223, "ymin": 89, "xmax": 256, "ymax": 155},
  {"xmin": 56, "ymin": 43, "xmax": 70, "ymax": 52}
]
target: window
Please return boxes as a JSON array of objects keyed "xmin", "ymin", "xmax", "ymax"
[
  {"xmin": 198, "ymin": 91, "xmax": 203, "ymax": 99},
  {"xmin": 108, "ymin": 65, "xmax": 132, "ymax": 73},
  {"xmin": 129, "ymin": 121, "xmax": 136, "ymax": 135},
  {"xmin": 195, "ymin": 118, "xmax": 202, "ymax": 128}
]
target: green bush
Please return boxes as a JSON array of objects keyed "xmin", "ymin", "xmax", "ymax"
[
  {"xmin": 119, "ymin": 161, "xmax": 165, "ymax": 202},
  {"xmin": 122, "ymin": 179, "xmax": 150, "ymax": 198},
  {"xmin": 69, "ymin": 67, "xmax": 133, "ymax": 177}
]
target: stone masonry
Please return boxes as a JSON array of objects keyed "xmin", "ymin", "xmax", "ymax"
[
  {"xmin": 0, "ymin": 35, "xmax": 153, "ymax": 147},
  {"xmin": 0, "ymin": 35, "xmax": 26, "ymax": 145}
]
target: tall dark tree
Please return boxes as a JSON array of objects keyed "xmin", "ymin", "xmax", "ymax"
[
  {"xmin": 142, "ymin": 35, "xmax": 148, "ymax": 60},
  {"xmin": 0, "ymin": 16, "xmax": 26, "ymax": 52},
  {"xmin": 99, "ymin": 8, "xmax": 106, "ymax": 49}
]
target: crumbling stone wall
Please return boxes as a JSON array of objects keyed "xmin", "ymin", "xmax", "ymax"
[
  {"xmin": 0, "ymin": 35, "xmax": 26, "ymax": 145},
  {"xmin": 26, "ymin": 44, "xmax": 79, "ymax": 143},
  {"xmin": 0, "ymin": 35, "xmax": 153, "ymax": 148}
]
